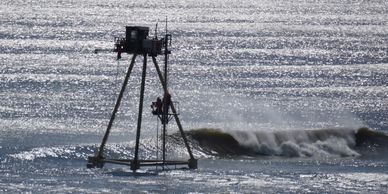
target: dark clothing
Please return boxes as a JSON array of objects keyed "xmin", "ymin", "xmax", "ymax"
[
  {"xmin": 152, "ymin": 97, "xmax": 163, "ymax": 115},
  {"xmin": 155, "ymin": 97, "xmax": 162, "ymax": 114},
  {"xmin": 162, "ymin": 93, "xmax": 171, "ymax": 114}
]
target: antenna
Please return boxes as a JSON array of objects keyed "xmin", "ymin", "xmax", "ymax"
[
  {"xmin": 154, "ymin": 22, "xmax": 158, "ymax": 39},
  {"xmin": 165, "ymin": 16, "xmax": 168, "ymax": 35},
  {"xmin": 164, "ymin": 17, "xmax": 168, "ymax": 89}
]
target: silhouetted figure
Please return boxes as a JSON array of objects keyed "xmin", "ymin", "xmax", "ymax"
[
  {"xmin": 162, "ymin": 93, "xmax": 171, "ymax": 124},
  {"xmin": 152, "ymin": 97, "xmax": 162, "ymax": 115},
  {"xmin": 162, "ymin": 92, "xmax": 171, "ymax": 114}
]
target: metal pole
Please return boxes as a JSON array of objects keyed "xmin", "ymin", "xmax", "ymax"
[
  {"xmin": 97, "ymin": 54, "xmax": 137, "ymax": 158},
  {"xmin": 164, "ymin": 34, "xmax": 168, "ymax": 90},
  {"xmin": 151, "ymin": 56, "xmax": 195, "ymax": 160},
  {"xmin": 162, "ymin": 33, "xmax": 169, "ymax": 169},
  {"xmin": 162, "ymin": 108, "xmax": 167, "ymax": 169},
  {"xmin": 132, "ymin": 54, "xmax": 148, "ymax": 171}
]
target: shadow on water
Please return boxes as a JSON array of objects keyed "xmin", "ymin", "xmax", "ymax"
[
  {"xmin": 108, "ymin": 170, "xmax": 158, "ymax": 177},
  {"xmin": 107, "ymin": 167, "xmax": 193, "ymax": 177}
]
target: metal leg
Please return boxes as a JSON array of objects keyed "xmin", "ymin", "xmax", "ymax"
[
  {"xmin": 131, "ymin": 54, "xmax": 148, "ymax": 171},
  {"xmin": 95, "ymin": 54, "xmax": 137, "ymax": 160},
  {"xmin": 151, "ymin": 56, "xmax": 196, "ymax": 163}
]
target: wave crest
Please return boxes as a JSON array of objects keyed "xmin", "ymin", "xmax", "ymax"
[{"xmin": 184, "ymin": 127, "xmax": 388, "ymax": 158}]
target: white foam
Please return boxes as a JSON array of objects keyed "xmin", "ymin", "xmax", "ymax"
[{"xmin": 229, "ymin": 128, "xmax": 360, "ymax": 157}]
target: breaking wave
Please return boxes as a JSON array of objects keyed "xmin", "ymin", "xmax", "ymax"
[
  {"xmin": 8, "ymin": 128, "xmax": 388, "ymax": 162},
  {"xmin": 182, "ymin": 127, "xmax": 388, "ymax": 158}
]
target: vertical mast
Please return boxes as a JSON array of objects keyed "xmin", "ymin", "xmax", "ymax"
[
  {"xmin": 162, "ymin": 16, "xmax": 169, "ymax": 168},
  {"xmin": 164, "ymin": 16, "xmax": 168, "ymax": 89}
]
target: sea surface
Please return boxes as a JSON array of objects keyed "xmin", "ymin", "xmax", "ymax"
[{"xmin": 1, "ymin": 0, "xmax": 388, "ymax": 193}]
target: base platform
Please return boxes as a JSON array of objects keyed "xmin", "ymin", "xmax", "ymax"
[{"xmin": 87, "ymin": 156, "xmax": 197, "ymax": 171}]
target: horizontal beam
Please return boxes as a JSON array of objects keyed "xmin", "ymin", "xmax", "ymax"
[{"xmin": 102, "ymin": 159, "xmax": 190, "ymax": 167}]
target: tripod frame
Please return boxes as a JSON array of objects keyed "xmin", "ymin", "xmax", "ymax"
[{"xmin": 87, "ymin": 53, "xmax": 197, "ymax": 171}]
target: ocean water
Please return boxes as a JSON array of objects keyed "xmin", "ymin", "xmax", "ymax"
[{"xmin": 1, "ymin": 0, "xmax": 388, "ymax": 193}]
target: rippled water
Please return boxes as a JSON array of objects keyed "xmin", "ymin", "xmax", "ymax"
[{"xmin": 1, "ymin": 0, "xmax": 388, "ymax": 193}]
